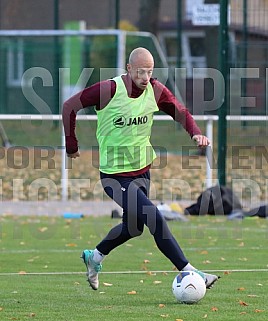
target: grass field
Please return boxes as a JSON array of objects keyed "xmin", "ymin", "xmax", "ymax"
[{"xmin": 0, "ymin": 214, "xmax": 267, "ymax": 321}]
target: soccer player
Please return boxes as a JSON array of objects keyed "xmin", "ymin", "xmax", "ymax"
[{"xmin": 62, "ymin": 47, "xmax": 219, "ymax": 290}]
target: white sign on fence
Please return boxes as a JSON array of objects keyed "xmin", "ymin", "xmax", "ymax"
[{"xmin": 192, "ymin": 4, "xmax": 220, "ymax": 26}]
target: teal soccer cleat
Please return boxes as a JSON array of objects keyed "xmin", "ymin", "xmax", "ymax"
[
  {"xmin": 195, "ymin": 270, "xmax": 220, "ymax": 289},
  {"xmin": 81, "ymin": 250, "xmax": 102, "ymax": 290}
]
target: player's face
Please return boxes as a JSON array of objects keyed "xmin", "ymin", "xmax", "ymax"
[{"xmin": 127, "ymin": 57, "xmax": 154, "ymax": 90}]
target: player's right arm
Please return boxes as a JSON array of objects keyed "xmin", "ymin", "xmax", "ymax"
[{"xmin": 67, "ymin": 151, "xmax": 81, "ymax": 158}]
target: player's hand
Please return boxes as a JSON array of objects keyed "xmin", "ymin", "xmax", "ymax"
[
  {"xmin": 192, "ymin": 135, "xmax": 210, "ymax": 147},
  {"xmin": 67, "ymin": 150, "xmax": 80, "ymax": 159}
]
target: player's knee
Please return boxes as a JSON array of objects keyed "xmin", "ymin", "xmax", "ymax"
[
  {"xmin": 148, "ymin": 212, "xmax": 168, "ymax": 236},
  {"xmin": 126, "ymin": 225, "xmax": 144, "ymax": 238}
]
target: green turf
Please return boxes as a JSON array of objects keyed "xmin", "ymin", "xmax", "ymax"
[{"xmin": 0, "ymin": 215, "xmax": 267, "ymax": 320}]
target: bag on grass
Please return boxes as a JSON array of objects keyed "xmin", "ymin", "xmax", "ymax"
[
  {"xmin": 245, "ymin": 205, "xmax": 268, "ymax": 218},
  {"xmin": 184, "ymin": 185, "xmax": 242, "ymax": 216}
]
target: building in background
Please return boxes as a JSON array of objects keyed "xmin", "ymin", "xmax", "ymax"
[{"xmin": 0, "ymin": 0, "xmax": 267, "ymax": 114}]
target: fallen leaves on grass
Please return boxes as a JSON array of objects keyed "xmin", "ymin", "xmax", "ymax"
[
  {"xmin": 238, "ymin": 257, "xmax": 248, "ymax": 261},
  {"xmin": 239, "ymin": 300, "xmax": 249, "ymax": 306},
  {"xmin": 153, "ymin": 281, "xmax": 162, "ymax": 285},
  {"xmin": 6, "ymin": 151, "xmax": 263, "ymax": 201},
  {"xmin": 240, "ymin": 309, "xmax": 265, "ymax": 314},
  {"xmin": 141, "ymin": 265, "xmax": 149, "ymax": 271},
  {"xmin": 146, "ymin": 271, "xmax": 156, "ymax": 276},
  {"xmin": 127, "ymin": 290, "xmax": 137, "ymax": 295},
  {"xmin": 27, "ymin": 256, "xmax": 40, "ymax": 262},
  {"xmin": 211, "ymin": 307, "xmax": 218, "ymax": 312},
  {"xmin": 158, "ymin": 304, "xmax": 165, "ymax": 308},
  {"xmin": 38, "ymin": 227, "xmax": 48, "ymax": 233},
  {"xmin": 65, "ymin": 243, "xmax": 77, "ymax": 247},
  {"xmin": 18, "ymin": 271, "xmax": 27, "ymax": 275},
  {"xmin": 103, "ymin": 282, "xmax": 113, "ymax": 287},
  {"xmin": 202, "ymin": 260, "xmax": 211, "ymax": 264},
  {"xmin": 224, "ymin": 271, "xmax": 231, "ymax": 275}
]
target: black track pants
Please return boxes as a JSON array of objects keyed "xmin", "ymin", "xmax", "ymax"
[{"xmin": 96, "ymin": 170, "xmax": 188, "ymax": 270}]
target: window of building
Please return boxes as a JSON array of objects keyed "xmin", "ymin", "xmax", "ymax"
[
  {"xmin": 7, "ymin": 39, "xmax": 24, "ymax": 87},
  {"xmin": 159, "ymin": 30, "xmax": 207, "ymax": 78}
]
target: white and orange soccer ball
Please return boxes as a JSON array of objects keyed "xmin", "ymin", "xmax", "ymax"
[{"xmin": 172, "ymin": 271, "xmax": 206, "ymax": 304}]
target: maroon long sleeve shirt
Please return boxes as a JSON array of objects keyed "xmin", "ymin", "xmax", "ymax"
[
  {"xmin": 63, "ymin": 73, "xmax": 201, "ymax": 155},
  {"xmin": 62, "ymin": 74, "xmax": 202, "ymax": 175}
]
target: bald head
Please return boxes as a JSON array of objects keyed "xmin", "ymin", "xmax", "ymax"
[
  {"xmin": 128, "ymin": 47, "xmax": 154, "ymax": 66},
  {"xmin": 127, "ymin": 47, "xmax": 154, "ymax": 90}
]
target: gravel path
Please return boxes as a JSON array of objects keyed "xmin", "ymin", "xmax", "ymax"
[
  {"xmin": 0, "ymin": 200, "xmax": 193, "ymax": 217},
  {"xmin": 0, "ymin": 200, "xmax": 122, "ymax": 217}
]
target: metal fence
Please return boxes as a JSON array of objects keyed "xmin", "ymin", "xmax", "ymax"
[
  {"xmin": 1, "ymin": 0, "xmax": 268, "ymax": 199},
  {"xmin": 0, "ymin": 29, "xmax": 172, "ymax": 115}
]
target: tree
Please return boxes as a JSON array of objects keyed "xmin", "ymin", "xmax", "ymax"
[{"xmin": 138, "ymin": 0, "xmax": 161, "ymax": 35}]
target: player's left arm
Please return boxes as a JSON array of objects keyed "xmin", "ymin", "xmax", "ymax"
[
  {"xmin": 152, "ymin": 79, "xmax": 209, "ymax": 146},
  {"xmin": 192, "ymin": 134, "xmax": 210, "ymax": 147}
]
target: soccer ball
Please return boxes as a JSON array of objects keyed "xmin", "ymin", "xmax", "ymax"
[{"xmin": 172, "ymin": 271, "xmax": 206, "ymax": 304}]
